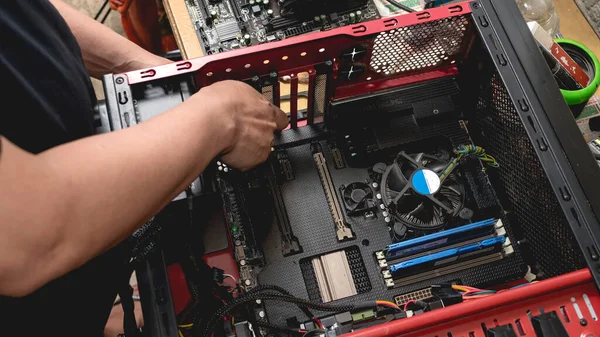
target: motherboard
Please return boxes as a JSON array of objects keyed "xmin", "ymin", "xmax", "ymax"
[
  {"xmin": 210, "ymin": 76, "xmax": 527, "ymax": 325},
  {"xmin": 184, "ymin": 0, "xmax": 381, "ymax": 54}
]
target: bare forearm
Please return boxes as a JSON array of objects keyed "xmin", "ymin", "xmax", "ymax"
[
  {"xmin": 49, "ymin": 0, "xmax": 169, "ymax": 78},
  {"xmin": 0, "ymin": 93, "xmax": 230, "ymax": 296}
]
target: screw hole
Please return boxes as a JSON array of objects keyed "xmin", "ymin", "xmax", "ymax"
[
  {"xmin": 282, "ymin": 56, "xmax": 288, "ymax": 60},
  {"xmin": 263, "ymin": 60, "xmax": 270, "ymax": 64},
  {"xmin": 319, "ymin": 48, "xmax": 325, "ymax": 52},
  {"xmin": 366, "ymin": 77, "xmax": 372, "ymax": 80},
  {"xmin": 362, "ymin": 239, "xmax": 370, "ymax": 246},
  {"xmin": 226, "ymin": 68, "xmax": 232, "ymax": 72},
  {"xmin": 300, "ymin": 52, "xmax": 307, "ymax": 56},
  {"xmin": 245, "ymin": 64, "xmax": 251, "ymax": 68},
  {"xmin": 206, "ymin": 72, "xmax": 213, "ymax": 76}
]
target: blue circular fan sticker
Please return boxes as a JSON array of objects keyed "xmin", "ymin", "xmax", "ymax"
[{"xmin": 411, "ymin": 169, "xmax": 441, "ymax": 195}]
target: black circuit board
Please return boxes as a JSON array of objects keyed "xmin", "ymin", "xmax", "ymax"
[{"xmin": 184, "ymin": 0, "xmax": 380, "ymax": 54}]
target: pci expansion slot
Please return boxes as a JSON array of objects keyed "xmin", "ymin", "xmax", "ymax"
[
  {"xmin": 267, "ymin": 162, "xmax": 302, "ymax": 256},
  {"xmin": 311, "ymin": 143, "xmax": 354, "ymax": 241}
]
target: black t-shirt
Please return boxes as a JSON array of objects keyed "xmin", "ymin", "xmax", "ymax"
[{"xmin": 0, "ymin": 1, "xmax": 126, "ymax": 336}]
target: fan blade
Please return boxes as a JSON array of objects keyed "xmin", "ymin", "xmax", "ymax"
[
  {"xmin": 392, "ymin": 184, "xmax": 413, "ymax": 206},
  {"xmin": 408, "ymin": 201, "xmax": 426, "ymax": 217},
  {"xmin": 426, "ymin": 160, "xmax": 448, "ymax": 173},
  {"xmin": 433, "ymin": 205, "xmax": 445, "ymax": 226},
  {"xmin": 426, "ymin": 194, "xmax": 454, "ymax": 213},
  {"xmin": 397, "ymin": 194, "xmax": 424, "ymax": 214},
  {"xmin": 355, "ymin": 188, "xmax": 373, "ymax": 209},
  {"xmin": 412, "ymin": 152, "xmax": 424, "ymax": 164},
  {"xmin": 399, "ymin": 152, "xmax": 421, "ymax": 166},
  {"xmin": 441, "ymin": 183, "xmax": 463, "ymax": 198},
  {"xmin": 386, "ymin": 163, "xmax": 408, "ymax": 192}
]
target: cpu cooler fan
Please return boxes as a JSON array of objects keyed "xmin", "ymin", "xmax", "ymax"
[
  {"xmin": 340, "ymin": 182, "xmax": 375, "ymax": 215},
  {"xmin": 380, "ymin": 150, "xmax": 465, "ymax": 230}
]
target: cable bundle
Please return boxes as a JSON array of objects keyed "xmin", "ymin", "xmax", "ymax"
[
  {"xmin": 454, "ymin": 145, "xmax": 499, "ymax": 168},
  {"xmin": 197, "ymin": 285, "xmax": 401, "ymax": 337},
  {"xmin": 451, "ymin": 284, "xmax": 497, "ymax": 300}
]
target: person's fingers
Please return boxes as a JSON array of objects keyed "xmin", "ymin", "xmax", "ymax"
[{"xmin": 273, "ymin": 106, "xmax": 289, "ymax": 130}]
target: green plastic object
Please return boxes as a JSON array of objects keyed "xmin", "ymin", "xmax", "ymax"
[
  {"xmin": 351, "ymin": 309, "xmax": 376, "ymax": 322},
  {"xmin": 556, "ymin": 38, "xmax": 600, "ymax": 106}
]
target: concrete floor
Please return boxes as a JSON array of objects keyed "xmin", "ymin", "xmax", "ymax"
[{"xmin": 63, "ymin": 0, "xmax": 124, "ymax": 35}]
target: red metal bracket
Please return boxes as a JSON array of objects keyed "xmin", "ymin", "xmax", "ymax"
[{"xmin": 347, "ymin": 269, "xmax": 599, "ymax": 337}]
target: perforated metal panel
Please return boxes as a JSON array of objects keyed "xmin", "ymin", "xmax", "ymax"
[
  {"xmin": 262, "ymin": 84, "xmax": 274, "ymax": 103},
  {"xmin": 313, "ymin": 73, "xmax": 328, "ymax": 123},
  {"xmin": 370, "ymin": 15, "xmax": 470, "ymax": 75},
  {"xmin": 473, "ymin": 72, "xmax": 585, "ymax": 277}
]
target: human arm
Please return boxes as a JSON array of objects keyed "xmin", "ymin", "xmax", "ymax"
[
  {"xmin": 0, "ymin": 81, "xmax": 288, "ymax": 297},
  {"xmin": 49, "ymin": 0, "xmax": 170, "ymax": 78}
]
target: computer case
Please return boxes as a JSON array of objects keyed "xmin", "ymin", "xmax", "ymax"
[{"xmin": 97, "ymin": 1, "xmax": 600, "ymax": 336}]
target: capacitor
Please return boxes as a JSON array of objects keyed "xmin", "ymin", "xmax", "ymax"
[
  {"xmin": 356, "ymin": 10, "xmax": 362, "ymax": 22},
  {"xmin": 314, "ymin": 15, "xmax": 321, "ymax": 23},
  {"xmin": 320, "ymin": 14, "xmax": 327, "ymax": 24},
  {"xmin": 243, "ymin": 34, "xmax": 252, "ymax": 45},
  {"xmin": 267, "ymin": 9, "xmax": 274, "ymax": 16},
  {"xmin": 249, "ymin": 0, "xmax": 255, "ymax": 4},
  {"xmin": 262, "ymin": 0, "xmax": 269, "ymax": 6},
  {"xmin": 349, "ymin": 12, "xmax": 356, "ymax": 24},
  {"xmin": 210, "ymin": 10, "xmax": 218, "ymax": 20}
]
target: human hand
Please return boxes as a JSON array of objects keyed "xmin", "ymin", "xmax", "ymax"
[
  {"xmin": 104, "ymin": 285, "xmax": 143, "ymax": 337},
  {"xmin": 193, "ymin": 80, "xmax": 288, "ymax": 171},
  {"xmin": 109, "ymin": 0, "xmax": 124, "ymax": 7}
]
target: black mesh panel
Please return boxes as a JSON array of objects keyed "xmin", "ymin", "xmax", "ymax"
[
  {"xmin": 473, "ymin": 72, "xmax": 585, "ymax": 277},
  {"xmin": 262, "ymin": 84, "xmax": 274, "ymax": 104},
  {"xmin": 313, "ymin": 74, "xmax": 328, "ymax": 123}
]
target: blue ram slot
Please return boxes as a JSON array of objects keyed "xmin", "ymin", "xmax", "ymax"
[
  {"xmin": 389, "ymin": 236, "xmax": 506, "ymax": 274},
  {"xmin": 385, "ymin": 218, "xmax": 497, "ymax": 260}
]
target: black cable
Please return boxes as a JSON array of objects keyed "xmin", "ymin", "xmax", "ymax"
[
  {"xmin": 101, "ymin": 7, "xmax": 112, "ymax": 24},
  {"xmin": 199, "ymin": 293, "xmax": 356, "ymax": 337},
  {"xmin": 302, "ymin": 330, "xmax": 327, "ymax": 337},
  {"xmin": 256, "ymin": 321, "xmax": 305, "ymax": 334},
  {"xmin": 94, "ymin": 0, "xmax": 109, "ymax": 20},
  {"xmin": 248, "ymin": 285, "xmax": 316, "ymax": 321},
  {"xmin": 387, "ymin": 0, "xmax": 416, "ymax": 12}
]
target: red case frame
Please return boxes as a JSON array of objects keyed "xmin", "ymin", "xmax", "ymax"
[{"xmin": 121, "ymin": 3, "xmax": 472, "ymax": 101}]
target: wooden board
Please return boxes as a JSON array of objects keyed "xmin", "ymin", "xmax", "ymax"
[{"xmin": 163, "ymin": 0, "xmax": 203, "ymax": 59}]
